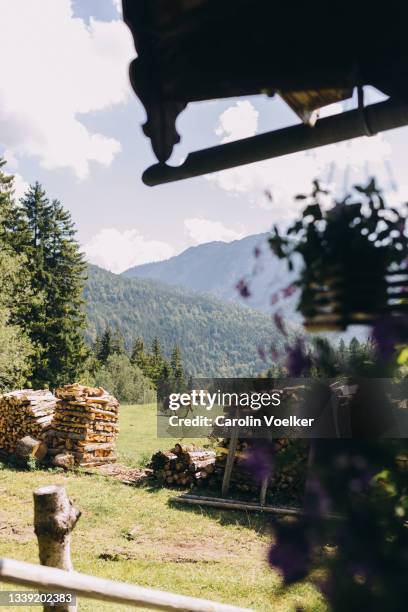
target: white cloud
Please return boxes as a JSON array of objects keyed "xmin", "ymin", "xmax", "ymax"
[
  {"xmin": 12, "ymin": 173, "xmax": 30, "ymax": 201},
  {"xmin": 0, "ymin": 0, "xmax": 134, "ymax": 179},
  {"xmin": 184, "ymin": 218, "xmax": 244, "ymax": 244},
  {"xmin": 83, "ymin": 228, "xmax": 175, "ymax": 274},
  {"xmin": 208, "ymin": 100, "xmax": 394, "ymax": 217},
  {"xmin": 112, "ymin": 0, "xmax": 122, "ymax": 15},
  {"xmin": 215, "ymin": 101, "xmax": 259, "ymax": 142},
  {"xmin": 2, "ymin": 149, "xmax": 18, "ymax": 170}
]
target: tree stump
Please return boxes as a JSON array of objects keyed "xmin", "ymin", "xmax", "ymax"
[{"xmin": 33, "ymin": 485, "xmax": 81, "ymax": 612}]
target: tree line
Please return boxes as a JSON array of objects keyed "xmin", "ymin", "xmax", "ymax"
[
  {"xmin": 0, "ymin": 156, "xmax": 367, "ymax": 401},
  {"xmin": 0, "ymin": 158, "xmax": 187, "ymax": 401},
  {"xmin": 0, "ymin": 159, "xmax": 87, "ymax": 390},
  {"xmin": 89, "ymin": 327, "xmax": 187, "ymax": 403}
]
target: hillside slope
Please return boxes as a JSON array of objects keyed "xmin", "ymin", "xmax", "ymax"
[
  {"xmin": 85, "ymin": 265, "xmax": 284, "ymax": 377},
  {"xmin": 122, "ymin": 233, "xmax": 300, "ymax": 317}
]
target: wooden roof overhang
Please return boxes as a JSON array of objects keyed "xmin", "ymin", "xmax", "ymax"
[{"xmin": 122, "ymin": 1, "xmax": 408, "ymax": 185}]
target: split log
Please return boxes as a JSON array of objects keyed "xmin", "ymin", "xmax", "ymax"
[
  {"xmin": 15, "ymin": 436, "xmax": 47, "ymax": 461},
  {"xmin": 151, "ymin": 446, "xmax": 216, "ymax": 487},
  {"xmin": 52, "ymin": 454, "xmax": 75, "ymax": 469},
  {"xmin": 50, "ymin": 385, "xmax": 120, "ymax": 467},
  {"xmin": 33, "ymin": 485, "xmax": 81, "ymax": 612}
]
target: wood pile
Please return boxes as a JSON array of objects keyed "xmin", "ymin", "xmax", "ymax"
[
  {"xmin": 0, "ymin": 390, "xmax": 56, "ymax": 454},
  {"xmin": 212, "ymin": 438, "xmax": 308, "ymax": 499},
  {"xmin": 48, "ymin": 384, "xmax": 119, "ymax": 467},
  {"xmin": 151, "ymin": 444, "xmax": 215, "ymax": 486}
]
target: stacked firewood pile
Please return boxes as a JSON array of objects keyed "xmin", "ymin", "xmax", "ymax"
[
  {"xmin": 212, "ymin": 438, "xmax": 308, "ymax": 499},
  {"xmin": 151, "ymin": 444, "xmax": 216, "ymax": 486},
  {"xmin": 0, "ymin": 390, "xmax": 56, "ymax": 454},
  {"xmin": 48, "ymin": 384, "xmax": 119, "ymax": 468}
]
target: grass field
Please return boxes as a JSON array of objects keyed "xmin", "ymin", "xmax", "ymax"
[{"xmin": 0, "ymin": 404, "xmax": 326, "ymax": 612}]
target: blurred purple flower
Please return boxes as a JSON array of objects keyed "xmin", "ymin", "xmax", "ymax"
[
  {"xmin": 270, "ymin": 345, "xmax": 280, "ymax": 361},
  {"xmin": 244, "ymin": 440, "xmax": 274, "ymax": 484},
  {"xmin": 268, "ymin": 522, "xmax": 311, "ymax": 584},
  {"xmin": 282, "ymin": 283, "xmax": 297, "ymax": 298},
  {"xmin": 258, "ymin": 346, "xmax": 266, "ymax": 361},
  {"xmin": 271, "ymin": 292, "xmax": 280, "ymax": 305},
  {"xmin": 273, "ymin": 312, "xmax": 287, "ymax": 337},
  {"xmin": 236, "ymin": 279, "xmax": 251, "ymax": 298},
  {"xmin": 254, "ymin": 246, "xmax": 262, "ymax": 258},
  {"xmin": 372, "ymin": 315, "xmax": 407, "ymax": 361},
  {"xmin": 286, "ymin": 339, "xmax": 311, "ymax": 376},
  {"xmin": 304, "ymin": 474, "xmax": 332, "ymax": 518}
]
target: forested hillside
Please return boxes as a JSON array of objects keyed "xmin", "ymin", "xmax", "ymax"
[
  {"xmin": 85, "ymin": 264, "xmax": 283, "ymax": 377},
  {"xmin": 122, "ymin": 233, "xmax": 300, "ymax": 317}
]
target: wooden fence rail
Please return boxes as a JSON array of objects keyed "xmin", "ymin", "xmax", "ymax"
[{"xmin": 0, "ymin": 557, "xmax": 254, "ymax": 612}]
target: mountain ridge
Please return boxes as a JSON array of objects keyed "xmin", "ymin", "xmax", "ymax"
[
  {"xmin": 122, "ymin": 232, "xmax": 300, "ymax": 317},
  {"xmin": 85, "ymin": 263, "xmax": 285, "ymax": 377}
]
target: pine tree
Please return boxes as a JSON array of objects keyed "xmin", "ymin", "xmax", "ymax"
[
  {"xmin": 16, "ymin": 184, "xmax": 88, "ymax": 388},
  {"xmin": 0, "ymin": 159, "xmax": 15, "ymax": 239},
  {"xmin": 111, "ymin": 327, "xmax": 126, "ymax": 355},
  {"xmin": 131, "ymin": 337, "xmax": 144, "ymax": 360},
  {"xmin": 170, "ymin": 344, "xmax": 185, "ymax": 391},
  {"xmin": 349, "ymin": 337, "xmax": 360, "ymax": 353},
  {"xmin": 0, "ymin": 161, "xmax": 33, "ymax": 388},
  {"xmin": 130, "ymin": 337, "xmax": 147, "ymax": 367},
  {"xmin": 0, "ymin": 159, "xmax": 28, "ymax": 250},
  {"xmin": 95, "ymin": 326, "xmax": 125, "ymax": 364},
  {"xmin": 0, "ymin": 249, "xmax": 33, "ymax": 390},
  {"xmin": 96, "ymin": 327, "xmax": 113, "ymax": 364},
  {"xmin": 157, "ymin": 359, "xmax": 173, "ymax": 398},
  {"xmin": 151, "ymin": 337, "xmax": 162, "ymax": 361}
]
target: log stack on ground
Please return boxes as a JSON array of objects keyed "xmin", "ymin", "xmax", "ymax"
[
  {"xmin": 0, "ymin": 390, "xmax": 56, "ymax": 455},
  {"xmin": 213, "ymin": 438, "xmax": 308, "ymax": 501},
  {"xmin": 48, "ymin": 384, "xmax": 120, "ymax": 468},
  {"xmin": 151, "ymin": 444, "xmax": 216, "ymax": 486}
]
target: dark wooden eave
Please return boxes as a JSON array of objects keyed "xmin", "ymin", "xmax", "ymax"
[{"xmin": 122, "ymin": 0, "xmax": 408, "ymax": 182}]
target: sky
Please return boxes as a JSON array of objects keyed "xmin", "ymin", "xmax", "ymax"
[{"xmin": 1, "ymin": 0, "xmax": 408, "ymax": 273}]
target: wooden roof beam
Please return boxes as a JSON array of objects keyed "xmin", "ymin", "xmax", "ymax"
[{"xmin": 142, "ymin": 98, "xmax": 408, "ymax": 186}]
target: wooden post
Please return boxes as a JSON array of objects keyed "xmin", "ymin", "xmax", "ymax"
[
  {"xmin": 33, "ymin": 485, "xmax": 81, "ymax": 612},
  {"xmin": 259, "ymin": 477, "xmax": 269, "ymax": 506},
  {"xmin": 221, "ymin": 409, "xmax": 240, "ymax": 497}
]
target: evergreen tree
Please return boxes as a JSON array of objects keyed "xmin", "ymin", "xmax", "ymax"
[
  {"xmin": 111, "ymin": 326, "xmax": 126, "ymax": 355},
  {"xmin": 157, "ymin": 359, "xmax": 174, "ymax": 398},
  {"xmin": 0, "ymin": 162, "xmax": 34, "ymax": 389},
  {"xmin": 95, "ymin": 326, "xmax": 125, "ymax": 364},
  {"xmin": 349, "ymin": 337, "xmax": 360, "ymax": 354},
  {"xmin": 147, "ymin": 336, "xmax": 165, "ymax": 384},
  {"xmin": 130, "ymin": 337, "xmax": 145, "ymax": 364},
  {"xmin": 95, "ymin": 327, "xmax": 113, "ymax": 364},
  {"xmin": 0, "ymin": 158, "xmax": 28, "ymax": 250},
  {"xmin": 170, "ymin": 344, "xmax": 185, "ymax": 391},
  {"xmin": 0, "ymin": 249, "xmax": 33, "ymax": 390},
  {"xmin": 15, "ymin": 183, "xmax": 88, "ymax": 388},
  {"xmin": 151, "ymin": 337, "xmax": 162, "ymax": 361}
]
